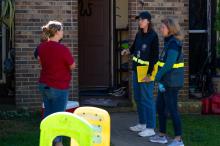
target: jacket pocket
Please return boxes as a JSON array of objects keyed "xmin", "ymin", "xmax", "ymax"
[{"xmin": 161, "ymin": 68, "xmax": 184, "ymax": 87}]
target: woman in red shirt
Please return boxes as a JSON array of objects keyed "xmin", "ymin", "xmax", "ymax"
[{"xmin": 38, "ymin": 20, "xmax": 75, "ymax": 146}]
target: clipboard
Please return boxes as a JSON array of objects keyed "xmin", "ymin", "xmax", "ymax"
[{"xmin": 137, "ymin": 65, "xmax": 148, "ymax": 82}]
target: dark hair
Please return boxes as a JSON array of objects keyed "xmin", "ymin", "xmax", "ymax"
[
  {"xmin": 161, "ymin": 17, "xmax": 184, "ymax": 41},
  {"xmin": 139, "ymin": 21, "xmax": 153, "ymax": 33},
  {"xmin": 41, "ymin": 20, "xmax": 63, "ymax": 41},
  {"xmin": 148, "ymin": 22, "xmax": 153, "ymax": 32}
]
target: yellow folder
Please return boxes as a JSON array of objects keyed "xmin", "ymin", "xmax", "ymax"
[
  {"xmin": 137, "ymin": 65, "xmax": 148, "ymax": 82},
  {"xmin": 150, "ymin": 63, "xmax": 158, "ymax": 81}
]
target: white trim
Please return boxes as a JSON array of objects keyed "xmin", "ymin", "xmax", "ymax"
[{"xmin": 207, "ymin": 0, "xmax": 212, "ymax": 63}]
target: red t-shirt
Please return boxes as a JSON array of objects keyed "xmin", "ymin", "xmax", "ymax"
[{"xmin": 38, "ymin": 41, "xmax": 74, "ymax": 89}]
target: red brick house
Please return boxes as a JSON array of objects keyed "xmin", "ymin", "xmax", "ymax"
[{"xmin": 0, "ymin": 0, "xmax": 217, "ymax": 111}]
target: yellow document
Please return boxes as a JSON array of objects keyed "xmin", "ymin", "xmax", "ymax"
[
  {"xmin": 137, "ymin": 65, "xmax": 148, "ymax": 82},
  {"xmin": 150, "ymin": 64, "xmax": 159, "ymax": 81}
]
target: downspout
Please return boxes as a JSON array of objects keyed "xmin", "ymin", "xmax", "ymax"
[{"xmin": 207, "ymin": 0, "xmax": 212, "ymax": 63}]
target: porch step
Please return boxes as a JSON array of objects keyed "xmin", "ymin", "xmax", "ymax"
[{"xmin": 178, "ymin": 101, "xmax": 202, "ymax": 114}]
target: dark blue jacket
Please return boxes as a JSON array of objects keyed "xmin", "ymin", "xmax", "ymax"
[
  {"xmin": 130, "ymin": 29, "xmax": 159, "ymax": 75},
  {"xmin": 155, "ymin": 35, "xmax": 184, "ymax": 87}
]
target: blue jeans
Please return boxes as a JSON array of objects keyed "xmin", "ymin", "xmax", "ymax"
[
  {"xmin": 156, "ymin": 87, "xmax": 182, "ymax": 136},
  {"xmin": 132, "ymin": 71, "xmax": 156, "ymax": 128},
  {"xmin": 39, "ymin": 83, "xmax": 69, "ymax": 143}
]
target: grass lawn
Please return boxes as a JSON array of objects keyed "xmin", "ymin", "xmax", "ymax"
[
  {"xmin": 0, "ymin": 110, "xmax": 220, "ymax": 146},
  {"xmin": 0, "ymin": 111, "xmax": 41, "ymax": 146},
  {"xmin": 168, "ymin": 115, "xmax": 220, "ymax": 146}
]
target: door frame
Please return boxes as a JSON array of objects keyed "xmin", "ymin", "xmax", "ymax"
[{"xmin": 111, "ymin": 0, "xmax": 116, "ymax": 87}]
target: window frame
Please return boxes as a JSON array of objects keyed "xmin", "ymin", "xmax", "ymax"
[
  {"xmin": 189, "ymin": 0, "xmax": 212, "ymax": 61},
  {"xmin": 1, "ymin": 1, "xmax": 6, "ymax": 83}
]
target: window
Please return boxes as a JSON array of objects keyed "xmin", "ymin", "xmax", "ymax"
[
  {"xmin": 189, "ymin": 0, "xmax": 214, "ymax": 98},
  {"xmin": 189, "ymin": 0, "xmax": 207, "ymax": 30},
  {"xmin": 189, "ymin": 0, "xmax": 211, "ymax": 75}
]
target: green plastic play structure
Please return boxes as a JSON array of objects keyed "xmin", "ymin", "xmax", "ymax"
[{"xmin": 39, "ymin": 112, "xmax": 93, "ymax": 146}]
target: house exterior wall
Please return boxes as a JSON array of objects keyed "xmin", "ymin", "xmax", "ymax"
[{"xmin": 14, "ymin": 0, "xmax": 189, "ymax": 110}]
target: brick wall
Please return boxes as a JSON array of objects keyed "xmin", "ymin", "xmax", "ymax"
[
  {"xmin": 15, "ymin": 0, "xmax": 78, "ymax": 110},
  {"xmin": 14, "ymin": 0, "xmax": 190, "ymax": 110},
  {"xmin": 128, "ymin": 0, "xmax": 189, "ymax": 100}
]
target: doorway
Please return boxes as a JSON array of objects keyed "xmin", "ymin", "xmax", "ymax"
[
  {"xmin": 78, "ymin": 0, "xmax": 111, "ymax": 91},
  {"xmin": 78, "ymin": 0, "xmax": 130, "ymax": 107}
]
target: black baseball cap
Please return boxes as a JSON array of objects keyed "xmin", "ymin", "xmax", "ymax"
[{"xmin": 135, "ymin": 11, "xmax": 151, "ymax": 21}]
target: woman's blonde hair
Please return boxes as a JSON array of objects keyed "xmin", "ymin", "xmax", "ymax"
[
  {"xmin": 41, "ymin": 20, "xmax": 63, "ymax": 42},
  {"xmin": 161, "ymin": 17, "xmax": 184, "ymax": 41}
]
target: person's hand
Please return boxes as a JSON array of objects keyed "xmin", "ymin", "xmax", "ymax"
[
  {"xmin": 142, "ymin": 76, "xmax": 151, "ymax": 83},
  {"xmin": 158, "ymin": 83, "xmax": 166, "ymax": 92},
  {"xmin": 121, "ymin": 49, "xmax": 130, "ymax": 56},
  {"xmin": 70, "ymin": 62, "xmax": 76, "ymax": 70}
]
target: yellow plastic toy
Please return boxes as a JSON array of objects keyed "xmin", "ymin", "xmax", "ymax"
[
  {"xmin": 71, "ymin": 107, "xmax": 111, "ymax": 146},
  {"xmin": 40, "ymin": 112, "xmax": 93, "ymax": 146}
]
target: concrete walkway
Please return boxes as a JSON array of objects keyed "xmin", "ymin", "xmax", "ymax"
[{"xmin": 111, "ymin": 112, "xmax": 167, "ymax": 146}]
